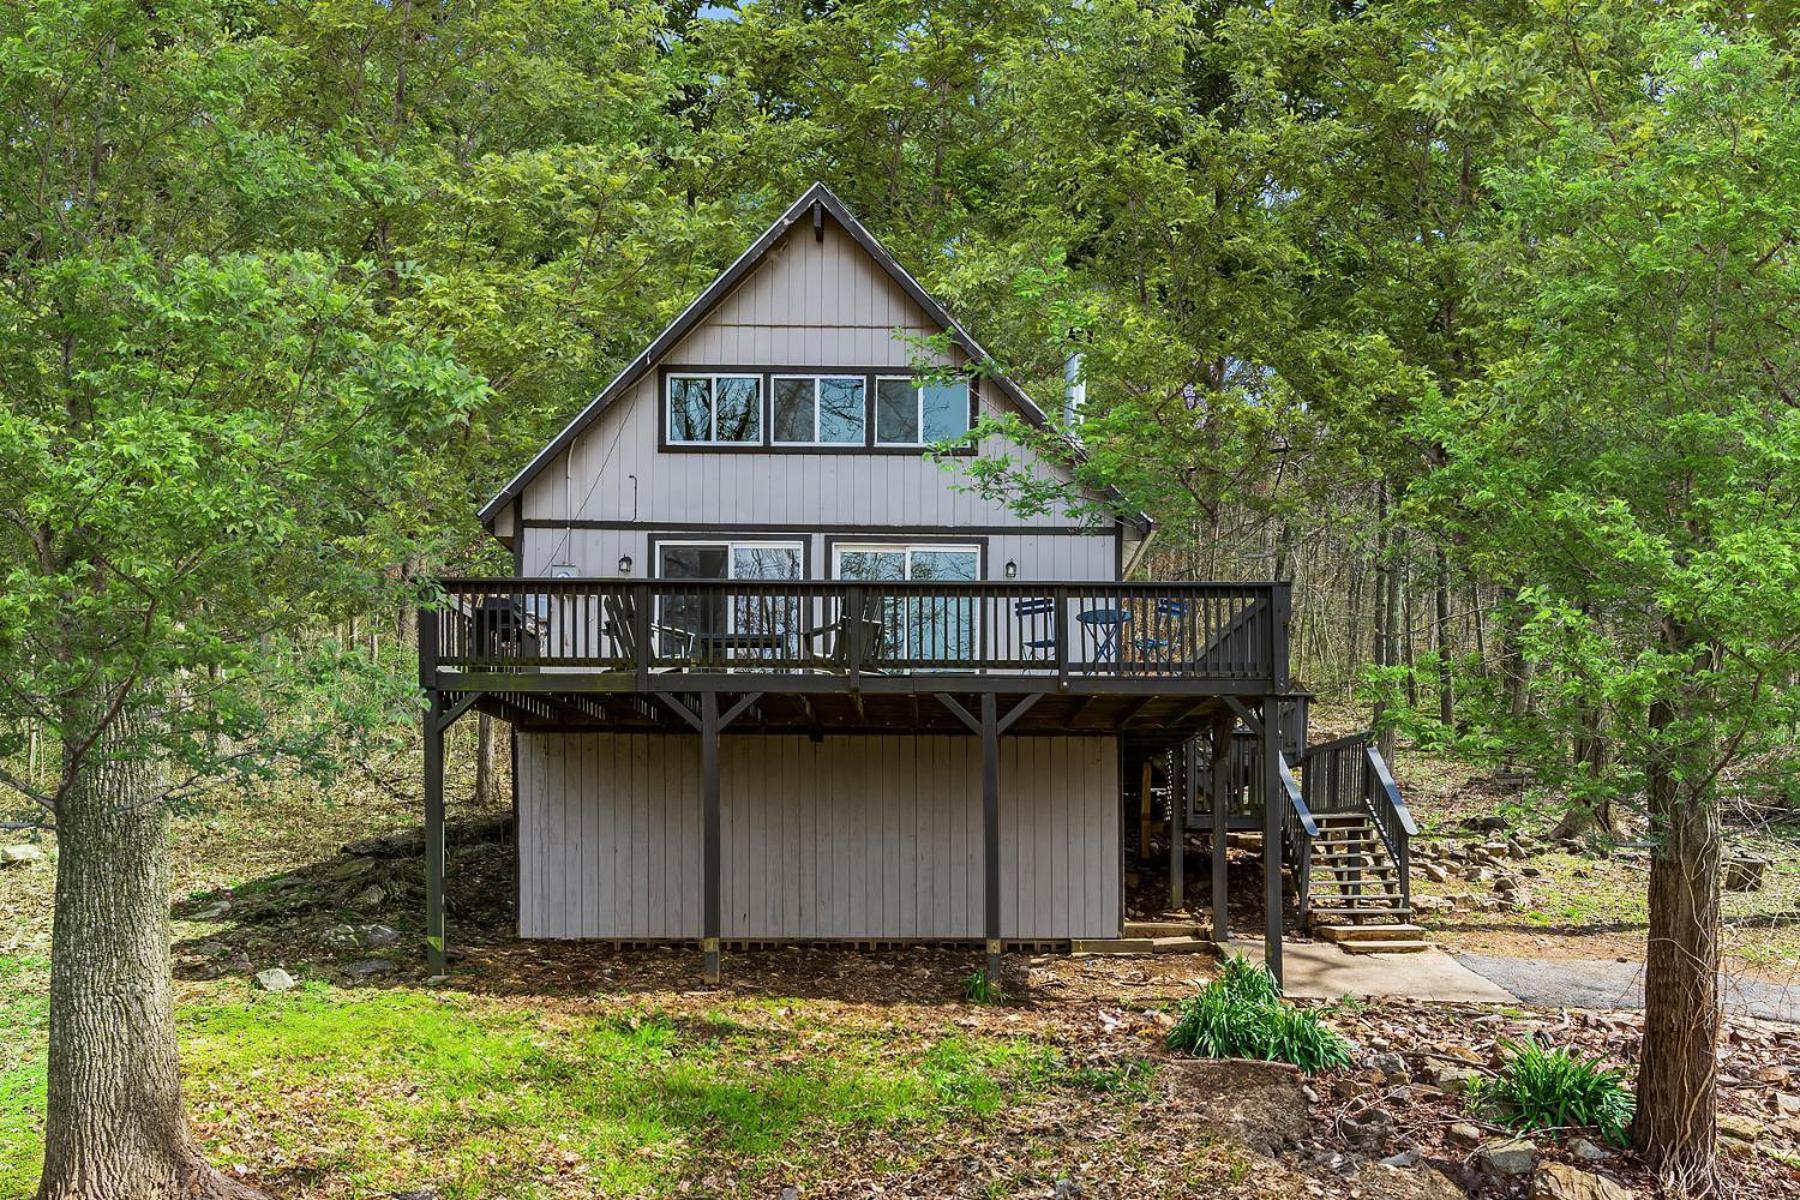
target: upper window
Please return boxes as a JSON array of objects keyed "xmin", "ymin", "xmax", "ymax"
[
  {"xmin": 772, "ymin": 375, "xmax": 866, "ymax": 445},
  {"xmin": 875, "ymin": 377, "xmax": 971, "ymax": 445},
  {"xmin": 668, "ymin": 374, "xmax": 761, "ymax": 444}
]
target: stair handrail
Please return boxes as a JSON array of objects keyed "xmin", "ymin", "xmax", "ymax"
[
  {"xmin": 1361, "ymin": 743, "xmax": 1416, "ymax": 910},
  {"xmin": 1278, "ymin": 751, "xmax": 1318, "ymax": 921},
  {"xmin": 1278, "ymin": 753, "xmax": 1319, "ymax": 838}
]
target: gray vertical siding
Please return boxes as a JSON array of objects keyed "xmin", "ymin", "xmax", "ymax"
[
  {"xmin": 516, "ymin": 218, "xmax": 1103, "ymax": 534},
  {"xmin": 517, "ymin": 732, "xmax": 1120, "ymax": 941}
]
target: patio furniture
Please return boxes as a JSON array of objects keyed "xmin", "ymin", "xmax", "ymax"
[
  {"xmin": 602, "ymin": 591, "xmax": 696, "ymax": 668},
  {"xmin": 1013, "ymin": 597, "xmax": 1058, "ymax": 659},
  {"xmin": 1077, "ymin": 606, "xmax": 1130, "ymax": 663}
]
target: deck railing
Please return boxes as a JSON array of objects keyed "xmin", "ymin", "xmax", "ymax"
[{"xmin": 423, "ymin": 577, "xmax": 1289, "ymax": 687}]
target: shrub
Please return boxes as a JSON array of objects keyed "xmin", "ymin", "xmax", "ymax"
[
  {"xmin": 1475, "ymin": 1037, "xmax": 1635, "ymax": 1146},
  {"xmin": 1166, "ymin": 955, "xmax": 1351, "ymax": 1075}
]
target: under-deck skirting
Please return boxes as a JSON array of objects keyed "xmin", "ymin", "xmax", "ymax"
[{"xmin": 516, "ymin": 732, "xmax": 1122, "ymax": 941}]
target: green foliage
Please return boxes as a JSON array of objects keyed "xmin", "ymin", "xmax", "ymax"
[
  {"xmin": 961, "ymin": 968, "xmax": 1002, "ymax": 1005},
  {"xmin": 1472, "ymin": 1037, "xmax": 1636, "ymax": 1147},
  {"xmin": 1166, "ymin": 955, "xmax": 1351, "ymax": 1075}
]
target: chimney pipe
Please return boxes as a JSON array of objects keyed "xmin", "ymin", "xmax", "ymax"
[{"xmin": 1063, "ymin": 352, "xmax": 1085, "ymax": 428}]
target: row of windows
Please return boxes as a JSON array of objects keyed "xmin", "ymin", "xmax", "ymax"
[{"xmin": 666, "ymin": 372, "xmax": 973, "ymax": 448}]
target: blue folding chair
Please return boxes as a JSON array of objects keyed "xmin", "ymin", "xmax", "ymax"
[
  {"xmin": 1133, "ymin": 597, "xmax": 1190, "ymax": 661},
  {"xmin": 1014, "ymin": 597, "xmax": 1058, "ymax": 659}
]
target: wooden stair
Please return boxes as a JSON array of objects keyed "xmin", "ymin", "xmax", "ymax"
[{"xmin": 1303, "ymin": 813, "xmax": 1419, "ymax": 941}]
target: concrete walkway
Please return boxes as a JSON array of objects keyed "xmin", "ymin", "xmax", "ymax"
[
  {"xmin": 1225, "ymin": 939, "xmax": 1516, "ymax": 1003},
  {"xmin": 1455, "ymin": 953, "xmax": 1800, "ymax": 1024}
]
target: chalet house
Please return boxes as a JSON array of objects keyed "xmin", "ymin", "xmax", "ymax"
[{"xmin": 418, "ymin": 183, "xmax": 1416, "ymax": 987}]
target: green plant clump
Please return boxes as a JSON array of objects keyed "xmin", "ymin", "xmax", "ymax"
[
  {"xmin": 961, "ymin": 968, "xmax": 1001, "ymax": 1004},
  {"xmin": 1166, "ymin": 955, "xmax": 1351, "ymax": 1075},
  {"xmin": 1474, "ymin": 1037, "xmax": 1635, "ymax": 1146}
]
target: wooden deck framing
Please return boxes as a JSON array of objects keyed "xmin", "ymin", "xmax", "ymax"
[{"xmin": 419, "ymin": 576, "xmax": 1300, "ymax": 985}]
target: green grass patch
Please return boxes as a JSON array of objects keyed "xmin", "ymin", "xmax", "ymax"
[{"xmin": 4, "ymin": 986, "xmax": 1063, "ymax": 1198}]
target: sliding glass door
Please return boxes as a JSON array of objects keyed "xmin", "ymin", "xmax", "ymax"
[
  {"xmin": 833, "ymin": 544, "xmax": 980, "ymax": 664},
  {"xmin": 657, "ymin": 541, "xmax": 803, "ymax": 658}
]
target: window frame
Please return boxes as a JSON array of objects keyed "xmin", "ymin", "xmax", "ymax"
[
  {"xmin": 656, "ymin": 365, "xmax": 978, "ymax": 454},
  {"xmin": 769, "ymin": 373, "xmax": 868, "ymax": 446},
  {"xmin": 828, "ymin": 540, "xmax": 985, "ymax": 663},
  {"xmin": 874, "ymin": 375, "xmax": 973, "ymax": 447},
  {"xmin": 664, "ymin": 372, "xmax": 763, "ymax": 445}
]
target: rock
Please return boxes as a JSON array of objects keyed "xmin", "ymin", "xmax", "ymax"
[
  {"xmin": 322, "ymin": 856, "xmax": 375, "ymax": 881},
  {"xmin": 1371, "ymin": 1164, "xmax": 1467, "ymax": 1200},
  {"xmin": 1476, "ymin": 1137, "xmax": 1537, "ymax": 1178},
  {"xmin": 1421, "ymin": 862, "xmax": 1451, "ymax": 884},
  {"xmin": 1447, "ymin": 1122, "xmax": 1484, "ymax": 1148},
  {"xmin": 1, "ymin": 844, "xmax": 46, "ymax": 866},
  {"xmin": 1773, "ymin": 1092, "xmax": 1800, "ymax": 1117},
  {"xmin": 1493, "ymin": 874, "xmax": 1521, "ymax": 894},
  {"xmin": 1344, "ymin": 1107, "xmax": 1396, "ymax": 1149},
  {"xmin": 391, "ymin": 1191, "xmax": 439, "ymax": 1200},
  {"xmin": 346, "ymin": 828, "xmax": 426, "ymax": 858},
  {"xmin": 1723, "ymin": 857, "xmax": 1768, "ymax": 893},
  {"xmin": 188, "ymin": 900, "xmax": 231, "ymax": 921},
  {"xmin": 322, "ymin": 923, "xmax": 362, "ymax": 949},
  {"xmin": 344, "ymin": 957, "xmax": 395, "ymax": 978},
  {"xmin": 1568, "ymin": 1137, "xmax": 1611, "ymax": 1162},
  {"xmin": 1380, "ymin": 1149, "xmax": 1422, "ymax": 1168},
  {"xmin": 351, "ymin": 884, "xmax": 387, "ymax": 910},
  {"xmin": 1465, "ymin": 815, "xmax": 1509, "ymax": 833},
  {"xmin": 254, "ymin": 967, "xmax": 296, "ymax": 992},
  {"xmin": 1717, "ymin": 1112, "xmax": 1763, "ymax": 1142},
  {"xmin": 1507, "ymin": 840, "xmax": 1531, "ymax": 860},
  {"xmin": 363, "ymin": 923, "xmax": 400, "ymax": 948},
  {"xmin": 1369, "ymin": 1051, "xmax": 1408, "ymax": 1077},
  {"xmin": 1532, "ymin": 1163, "xmax": 1633, "ymax": 1200},
  {"xmin": 1428, "ymin": 1064, "xmax": 1484, "ymax": 1093},
  {"xmin": 1166, "ymin": 1057, "xmax": 1310, "ymax": 1153},
  {"xmin": 1053, "ymin": 1180, "xmax": 1082, "ymax": 1198}
]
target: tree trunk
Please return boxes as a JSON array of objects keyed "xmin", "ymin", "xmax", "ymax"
[
  {"xmin": 39, "ymin": 704, "xmax": 266, "ymax": 1200},
  {"xmin": 1435, "ymin": 547, "xmax": 1454, "ymax": 727},
  {"xmin": 1634, "ymin": 695, "xmax": 1721, "ymax": 1196},
  {"xmin": 474, "ymin": 713, "xmax": 496, "ymax": 808}
]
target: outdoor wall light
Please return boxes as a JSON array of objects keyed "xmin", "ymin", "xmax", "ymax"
[
  {"xmin": 618, "ymin": 555, "xmax": 633, "ymax": 576},
  {"xmin": 1005, "ymin": 561, "xmax": 1018, "ymax": 579},
  {"xmin": 549, "ymin": 562, "xmax": 577, "ymax": 580}
]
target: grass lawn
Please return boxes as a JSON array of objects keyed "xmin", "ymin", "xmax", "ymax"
[{"xmin": 1, "ymin": 978, "xmax": 1146, "ymax": 1198}]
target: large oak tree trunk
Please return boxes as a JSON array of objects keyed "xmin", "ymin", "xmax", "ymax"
[
  {"xmin": 1633, "ymin": 697, "xmax": 1722, "ymax": 1197},
  {"xmin": 38, "ymin": 704, "xmax": 264, "ymax": 1200}
]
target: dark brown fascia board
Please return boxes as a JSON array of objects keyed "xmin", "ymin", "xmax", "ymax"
[{"xmin": 477, "ymin": 181, "xmax": 1153, "ymax": 536}]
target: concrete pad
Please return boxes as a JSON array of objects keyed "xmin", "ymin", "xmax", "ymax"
[
  {"xmin": 1455, "ymin": 953, "xmax": 1800, "ymax": 1024},
  {"xmin": 1224, "ymin": 938, "xmax": 1516, "ymax": 1003}
]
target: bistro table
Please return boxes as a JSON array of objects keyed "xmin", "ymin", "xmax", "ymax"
[{"xmin": 1076, "ymin": 607, "xmax": 1130, "ymax": 664}]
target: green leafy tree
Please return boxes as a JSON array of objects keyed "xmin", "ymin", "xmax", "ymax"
[
  {"xmin": 1416, "ymin": 11, "xmax": 1799, "ymax": 1190},
  {"xmin": 0, "ymin": 4, "xmax": 485, "ymax": 1195}
]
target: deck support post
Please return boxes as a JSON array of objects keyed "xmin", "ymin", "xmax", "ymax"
[
  {"xmin": 701, "ymin": 691, "xmax": 722, "ymax": 985},
  {"xmin": 1210, "ymin": 715, "xmax": 1232, "ymax": 943},
  {"xmin": 1261, "ymin": 696, "xmax": 1284, "ymax": 987},
  {"xmin": 424, "ymin": 692, "xmax": 447, "ymax": 977},
  {"xmin": 1170, "ymin": 746, "xmax": 1188, "ymax": 911},
  {"xmin": 980, "ymin": 693, "xmax": 1002, "ymax": 986}
]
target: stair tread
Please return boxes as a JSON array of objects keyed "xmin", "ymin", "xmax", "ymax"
[{"xmin": 1337, "ymin": 940, "xmax": 1435, "ymax": 954}]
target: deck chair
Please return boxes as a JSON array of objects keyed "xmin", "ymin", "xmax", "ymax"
[
  {"xmin": 801, "ymin": 609, "xmax": 887, "ymax": 674},
  {"xmin": 602, "ymin": 591, "xmax": 695, "ymax": 670},
  {"xmin": 1013, "ymin": 597, "xmax": 1058, "ymax": 659}
]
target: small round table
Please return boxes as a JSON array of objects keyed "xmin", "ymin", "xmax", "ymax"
[{"xmin": 1077, "ymin": 607, "xmax": 1130, "ymax": 663}]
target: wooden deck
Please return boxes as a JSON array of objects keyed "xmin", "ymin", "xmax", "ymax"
[{"xmin": 417, "ymin": 576, "xmax": 1302, "ymax": 986}]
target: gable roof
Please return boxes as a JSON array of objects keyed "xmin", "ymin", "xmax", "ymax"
[{"xmin": 479, "ymin": 182, "xmax": 1152, "ymax": 534}]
